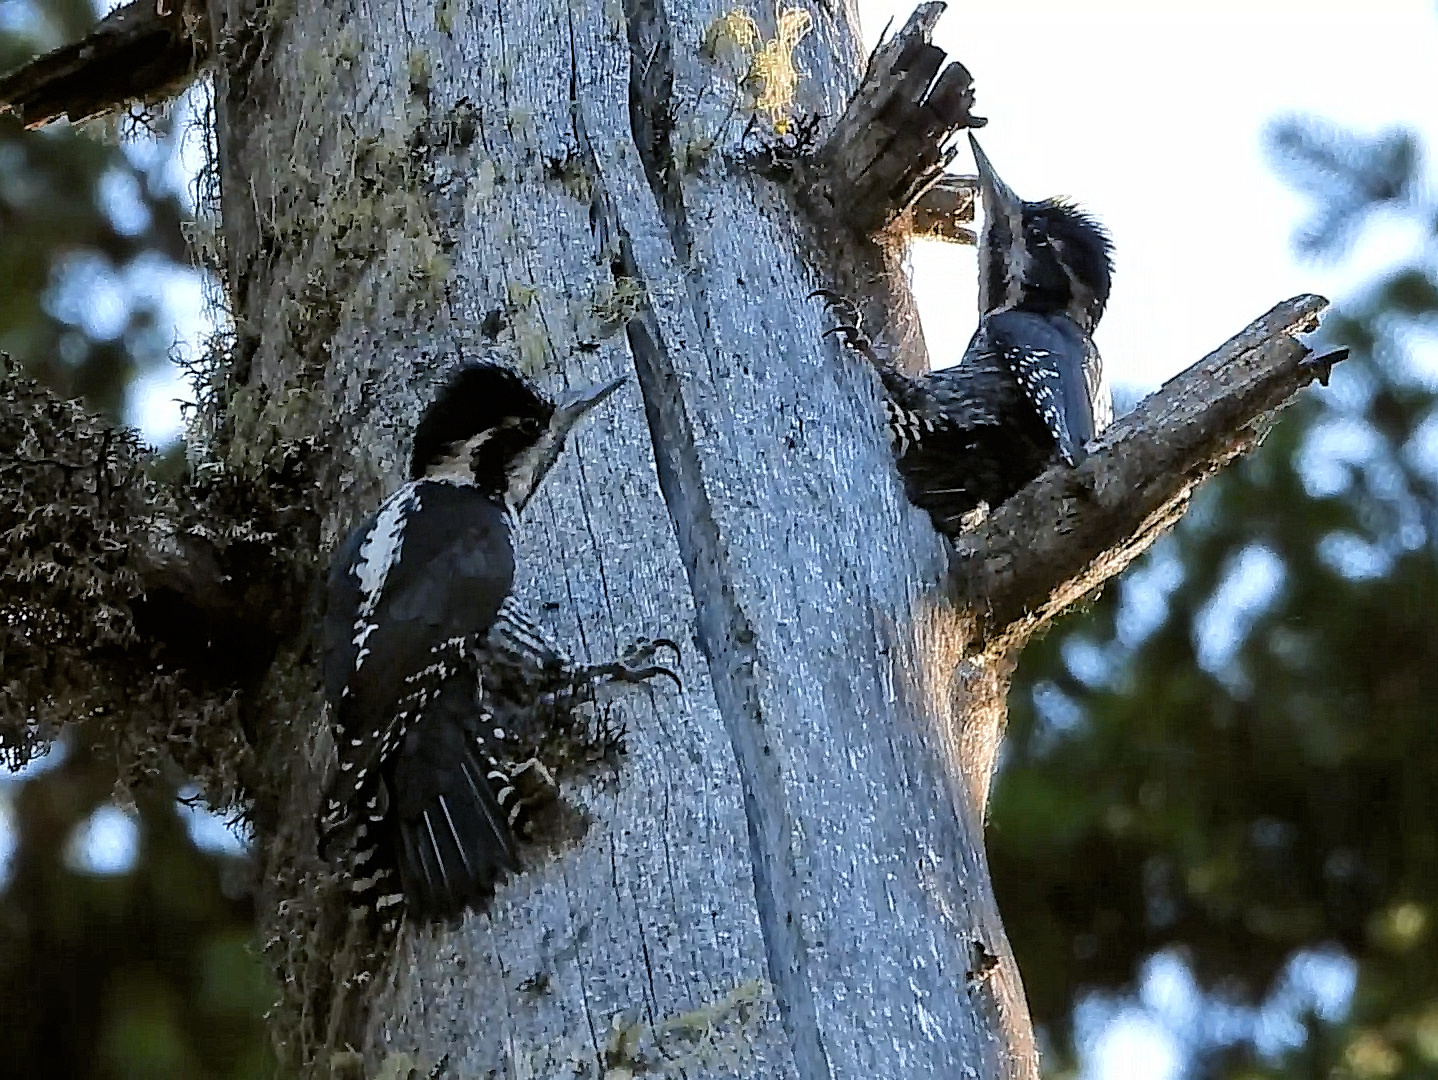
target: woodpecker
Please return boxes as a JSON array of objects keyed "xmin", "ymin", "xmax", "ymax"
[
  {"xmin": 822, "ymin": 134, "xmax": 1114, "ymax": 537},
  {"xmin": 319, "ymin": 361, "xmax": 676, "ymax": 926}
]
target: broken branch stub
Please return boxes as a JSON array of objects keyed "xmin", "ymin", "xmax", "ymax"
[
  {"xmin": 909, "ymin": 173, "xmax": 978, "ymax": 244},
  {"xmin": 948, "ymin": 294, "xmax": 1341, "ymax": 657},
  {"xmin": 0, "ymin": 0, "xmax": 209, "ymax": 129},
  {"xmin": 806, "ymin": 2, "xmax": 984, "ymax": 235}
]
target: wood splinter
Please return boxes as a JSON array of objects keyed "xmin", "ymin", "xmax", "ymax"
[{"xmin": 804, "ymin": 2, "xmax": 985, "ymax": 235}]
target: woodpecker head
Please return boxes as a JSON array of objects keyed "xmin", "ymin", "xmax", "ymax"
[
  {"xmin": 410, "ymin": 361, "xmax": 625, "ymax": 511},
  {"xmin": 969, "ymin": 134, "xmax": 1113, "ymax": 334}
]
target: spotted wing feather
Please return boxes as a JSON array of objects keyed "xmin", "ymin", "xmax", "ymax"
[{"xmin": 983, "ymin": 309, "xmax": 1101, "ymax": 466}]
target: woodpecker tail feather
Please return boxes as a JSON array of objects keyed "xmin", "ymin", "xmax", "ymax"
[
  {"xmin": 320, "ymin": 652, "xmax": 522, "ymax": 925},
  {"xmin": 388, "ymin": 682, "xmax": 521, "ymax": 920}
]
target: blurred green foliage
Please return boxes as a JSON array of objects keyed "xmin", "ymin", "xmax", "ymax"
[
  {"xmin": 1, "ymin": 6, "xmax": 278, "ymax": 1078},
  {"xmin": 992, "ymin": 119, "xmax": 1438, "ymax": 1077},
  {"xmin": 0, "ymin": 753, "xmax": 275, "ymax": 1080},
  {"xmin": 0, "ymin": 0, "xmax": 190, "ymax": 421}
]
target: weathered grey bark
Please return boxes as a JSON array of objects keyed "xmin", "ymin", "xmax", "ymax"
[{"xmin": 201, "ymin": 0, "xmax": 1038, "ymax": 1074}]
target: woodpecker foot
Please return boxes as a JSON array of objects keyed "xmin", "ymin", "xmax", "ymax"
[
  {"xmin": 578, "ymin": 638, "xmax": 683, "ymax": 691},
  {"xmin": 809, "ymin": 289, "xmax": 881, "ymax": 366}
]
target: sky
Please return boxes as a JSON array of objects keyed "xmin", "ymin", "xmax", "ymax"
[{"xmin": 29, "ymin": 2, "xmax": 1438, "ymax": 1077}]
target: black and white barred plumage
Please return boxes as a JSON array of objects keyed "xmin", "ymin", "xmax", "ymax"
[
  {"xmin": 827, "ymin": 135, "xmax": 1114, "ymax": 537},
  {"xmin": 320, "ymin": 477, "xmax": 521, "ymax": 919},
  {"xmin": 319, "ymin": 361, "xmax": 672, "ymax": 926}
]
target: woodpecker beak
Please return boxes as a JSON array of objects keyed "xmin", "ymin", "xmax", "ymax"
[
  {"xmin": 969, "ymin": 134, "xmax": 1027, "ymax": 314},
  {"xmin": 509, "ymin": 375, "xmax": 627, "ymax": 514},
  {"xmin": 969, "ymin": 134, "xmax": 1023, "ymax": 222},
  {"xmin": 552, "ymin": 375, "xmax": 627, "ymax": 437}
]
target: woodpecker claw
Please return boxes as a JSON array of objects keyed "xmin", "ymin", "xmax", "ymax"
[
  {"xmin": 810, "ymin": 290, "xmax": 881, "ymax": 365},
  {"xmin": 808, "ymin": 287, "xmax": 857, "ymax": 318},
  {"xmin": 809, "ymin": 288, "xmax": 863, "ymax": 331},
  {"xmin": 579, "ymin": 638, "xmax": 683, "ymax": 691},
  {"xmin": 618, "ymin": 663, "xmax": 683, "ymax": 688}
]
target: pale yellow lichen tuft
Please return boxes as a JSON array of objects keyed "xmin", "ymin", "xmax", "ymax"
[
  {"xmin": 704, "ymin": 4, "xmax": 813, "ymax": 134},
  {"xmin": 704, "ymin": 8, "xmax": 762, "ymax": 55},
  {"xmin": 749, "ymin": 6, "xmax": 812, "ymax": 132}
]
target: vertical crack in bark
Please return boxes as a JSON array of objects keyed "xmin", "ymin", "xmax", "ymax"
[
  {"xmin": 571, "ymin": 3, "xmax": 835, "ymax": 1072},
  {"xmin": 621, "ymin": 0, "xmax": 692, "ymax": 261},
  {"xmin": 622, "ymin": 306, "xmax": 836, "ymax": 1080}
]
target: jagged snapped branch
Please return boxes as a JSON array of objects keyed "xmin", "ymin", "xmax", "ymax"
[{"xmin": 950, "ymin": 294, "xmax": 1344, "ymax": 656}]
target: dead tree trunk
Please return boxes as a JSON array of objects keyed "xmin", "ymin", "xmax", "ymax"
[
  {"xmin": 203, "ymin": 0, "xmax": 1042, "ymax": 1072},
  {"xmin": 0, "ymin": 0, "xmax": 1339, "ymax": 1076}
]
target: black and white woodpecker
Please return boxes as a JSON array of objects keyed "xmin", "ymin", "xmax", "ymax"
[
  {"xmin": 826, "ymin": 133, "xmax": 1115, "ymax": 537},
  {"xmin": 319, "ymin": 362, "xmax": 675, "ymax": 925}
]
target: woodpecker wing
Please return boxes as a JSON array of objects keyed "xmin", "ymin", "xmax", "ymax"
[
  {"xmin": 322, "ymin": 521, "xmax": 368, "ymax": 709},
  {"xmin": 982, "ymin": 309, "xmax": 1100, "ymax": 466},
  {"xmin": 320, "ymin": 481, "xmax": 520, "ymax": 913},
  {"xmin": 323, "ymin": 481, "xmax": 515, "ymax": 736}
]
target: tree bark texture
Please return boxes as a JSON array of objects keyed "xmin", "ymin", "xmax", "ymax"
[{"xmin": 205, "ymin": 0, "xmax": 1034, "ymax": 1075}]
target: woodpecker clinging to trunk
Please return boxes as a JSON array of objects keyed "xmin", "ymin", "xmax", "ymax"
[
  {"xmin": 319, "ymin": 362, "xmax": 677, "ymax": 927},
  {"xmin": 822, "ymin": 133, "xmax": 1114, "ymax": 537}
]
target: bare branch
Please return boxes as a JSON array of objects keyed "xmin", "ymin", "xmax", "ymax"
[
  {"xmin": 0, "ymin": 0, "xmax": 209, "ymax": 129},
  {"xmin": 950, "ymin": 294, "xmax": 1342, "ymax": 655}
]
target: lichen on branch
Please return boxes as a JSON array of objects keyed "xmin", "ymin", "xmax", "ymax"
[
  {"xmin": 0, "ymin": 356, "xmax": 321, "ymax": 805},
  {"xmin": 0, "ymin": 355, "xmax": 153, "ymax": 766}
]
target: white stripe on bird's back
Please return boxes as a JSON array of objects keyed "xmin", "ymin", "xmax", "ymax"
[{"xmin": 350, "ymin": 482, "xmax": 423, "ymax": 668}]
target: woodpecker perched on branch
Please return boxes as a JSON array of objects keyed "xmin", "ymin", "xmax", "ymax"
[
  {"xmin": 320, "ymin": 362, "xmax": 678, "ymax": 927},
  {"xmin": 820, "ymin": 133, "xmax": 1114, "ymax": 537}
]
